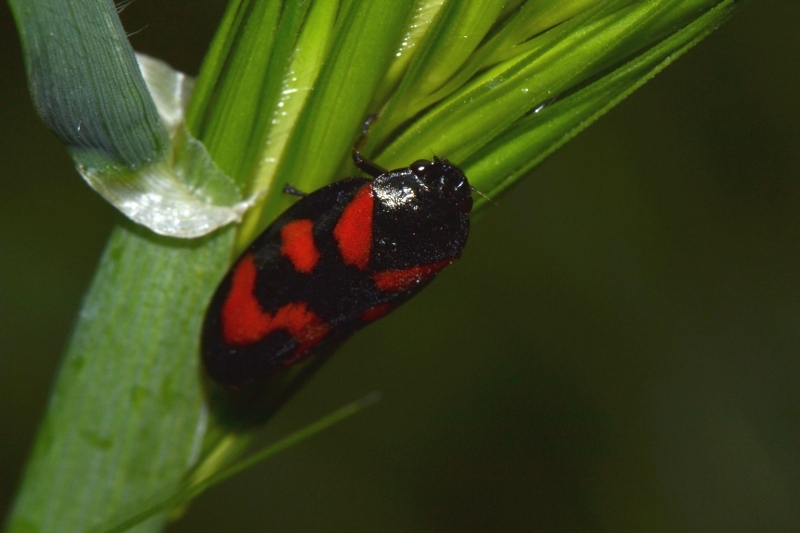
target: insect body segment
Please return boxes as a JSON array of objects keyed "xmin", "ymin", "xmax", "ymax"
[{"xmin": 202, "ymin": 152, "xmax": 472, "ymax": 396}]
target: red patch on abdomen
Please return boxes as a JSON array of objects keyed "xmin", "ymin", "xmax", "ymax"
[
  {"xmin": 221, "ymin": 254, "xmax": 330, "ymax": 355},
  {"xmin": 333, "ymin": 185, "xmax": 373, "ymax": 270},
  {"xmin": 360, "ymin": 303, "xmax": 392, "ymax": 322},
  {"xmin": 372, "ymin": 259, "xmax": 453, "ymax": 292},
  {"xmin": 281, "ymin": 219, "xmax": 319, "ymax": 273}
]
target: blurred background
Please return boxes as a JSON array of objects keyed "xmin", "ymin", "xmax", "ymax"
[{"xmin": 1, "ymin": 1, "xmax": 798, "ymax": 531}]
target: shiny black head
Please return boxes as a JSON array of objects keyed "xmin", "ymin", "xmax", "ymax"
[
  {"xmin": 407, "ymin": 157, "xmax": 473, "ymax": 215},
  {"xmin": 370, "ymin": 157, "xmax": 472, "ymax": 270}
]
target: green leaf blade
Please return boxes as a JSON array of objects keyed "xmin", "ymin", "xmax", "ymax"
[
  {"xmin": 9, "ymin": 0, "xmax": 169, "ymax": 169},
  {"xmin": 463, "ymin": 0, "xmax": 737, "ymax": 205},
  {"xmin": 376, "ymin": 0, "xmax": 733, "ymax": 184},
  {"xmin": 7, "ymin": 225, "xmax": 234, "ymax": 533},
  {"xmin": 191, "ymin": 0, "xmax": 283, "ymax": 181},
  {"xmin": 252, "ymin": 0, "xmax": 415, "ymax": 233}
]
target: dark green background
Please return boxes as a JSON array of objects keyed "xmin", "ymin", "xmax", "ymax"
[{"xmin": 2, "ymin": 1, "xmax": 798, "ymax": 531}]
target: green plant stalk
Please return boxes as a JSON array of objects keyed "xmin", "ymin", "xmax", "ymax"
[
  {"xmin": 247, "ymin": 0, "xmax": 415, "ymax": 240},
  {"xmin": 102, "ymin": 392, "xmax": 381, "ymax": 533},
  {"xmin": 5, "ymin": 0, "xmax": 229, "ymax": 531},
  {"xmin": 463, "ymin": 0, "xmax": 735, "ymax": 202},
  {"xmin": 236, "ymin": 0, "xmax": 340, "ymax": 247},
  {"xmin": 7, "ymin": 224, "xmax": 234, "ymax": 533}
]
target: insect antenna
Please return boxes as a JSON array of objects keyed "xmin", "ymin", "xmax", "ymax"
[{"xmin": 471, "ymin": 186, "xmax": 497, "ymax": 206}]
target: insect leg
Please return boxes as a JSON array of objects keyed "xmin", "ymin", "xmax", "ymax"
[
  {"xmin": 351, "ymin": 149, "xmax": 387, "ymax": 178},
  {"xmin": 283, "ymin": 184, "xmax": 308, "ymax": 197}
]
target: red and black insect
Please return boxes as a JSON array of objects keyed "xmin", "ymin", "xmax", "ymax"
[{"xmin": 201, "ymin": 150, "xmax": 472, "ymax": 425}]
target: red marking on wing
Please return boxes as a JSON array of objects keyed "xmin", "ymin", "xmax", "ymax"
[
  {"xmin": 360, "ymin": 303, "xmax": 392, "ymax": 323},
  {"xmin": 274, "ymin": 303, "xmax": 331, "ymax": 364},
  {"xmin": 372, "ymin": 259, "xmax": 453, "ymax": 292},
  {"xmin": 221, "ymin": 254, "xmax": 330, "ymax": 354},
  {"xmin": 333, "ymin": 185, "xmax": 373, "ymax": 270},
  {"xmin": 221, "ymin": 255, "xmax": 267, "ymax": 345},
  {"xmin": 281, "ymin": 219, "xmax": 320, "ymax": 273}
]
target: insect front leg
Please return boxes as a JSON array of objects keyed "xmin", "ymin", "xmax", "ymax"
[{"xmin": 351, "ymin": 149, "xmax": 387, "ymax": 178}]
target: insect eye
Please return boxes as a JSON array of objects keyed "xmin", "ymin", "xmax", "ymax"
[{"xmin": 410, "ymin": 159, "xmax": 431, "ymax": 173}]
